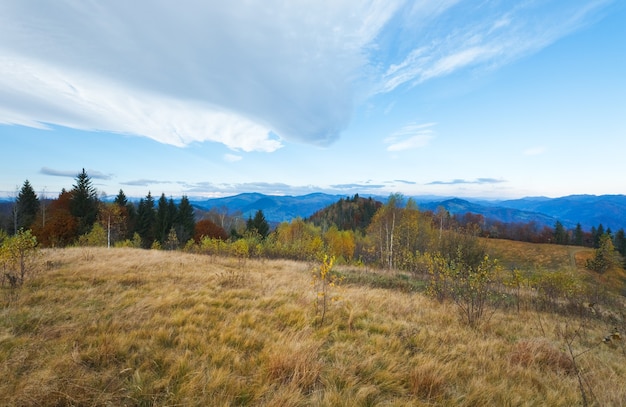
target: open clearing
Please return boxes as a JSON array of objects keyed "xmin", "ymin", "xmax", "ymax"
[{"xmin": 1, "ymin": 247, "xmax": 625, "ymax": 406}]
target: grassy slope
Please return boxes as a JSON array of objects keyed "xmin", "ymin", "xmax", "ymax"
[{"xmin": 1, "ymin": 246, "xmax": 625, "ymax": 406}]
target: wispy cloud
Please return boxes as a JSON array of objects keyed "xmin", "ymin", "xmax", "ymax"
[
  {"xmin": 0, "ymin": 1, "xmax": 400, "ymax": 150},
  {"xmin": 0, "ymin": 1, "xmax": 611, "ymax": 152},
  {"xmin": 377, "ymin": 0, "xmax": 610, "ymax": 93},
  {"xmin": 428, "ymin": 178, "xmax": 506, "ymax": 186},
  {"xmin": 385, "ymin": 122, "xmax": 435, "ymax": 152},
  {"xmin": 40, "ymin": 167, "xmax": 111, "ymax": 180},
  {"xmin": 121, "ymin": 179, "xmax": 174, "ymax": 187},
  {"xmin": 394, "ymin": 179, "xmax": 417, "ymax": 185}
]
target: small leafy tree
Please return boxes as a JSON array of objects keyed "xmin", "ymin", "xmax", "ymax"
[
  {"xmin": 77, "ymin": 223, "xmax": 107, "ymax": 247},
  {"xmin": 311, "ymin": 255, "xmax": 341, "ymax": 326},
  {"xmin": 1, "ymin": 229, "xmax": 38, "ymax": 286},
  {"xmin": 427, "ymin": 248, "xmax": 500, "ymax": 327},
  {"xmin": 165, "ymin": 227, "xmax": 179, "ymax": 250}
]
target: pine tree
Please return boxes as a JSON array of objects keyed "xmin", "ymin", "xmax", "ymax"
[
  {"xmin": 573, "ymin": 223, "xmax": 584, "ymax": 246},
  {"xmin": 553, "ymin": 221, "xmax": 567, "ymax": 245},
  {"xmin": 135, "ymin": 192, "xmax": 156, "ymax": 248},
  {"xmin": 246, "ymin": 209, "xmax": 270, "ymax": 239},
  {"xmin": 175, "ymin": 195, "xmax": 195, "ymax": 245},
  {"xmin": 586, "ymin": 233, "xmax": 619, "ymax": 273},
  {"xmin": 114, "ymin": 189, "xmax": 128, "ymax": 207},
  {"xmin": 16, "ymin": 180, "xmax": 40, "ymax": 230},
  {"xmin": 614, "ymin": 229, "xmax": 626, "ymax": 257},
  {"xmin": 593, "ymin": 224, "xmax": 605, "ymax": 248},
  {"xmin": 155, "ymin": 193, "xmax": 174, "ymax": 244},
  {"xmin": 70, "ymin": 169, "xmax": 99, "ymax": 235}
]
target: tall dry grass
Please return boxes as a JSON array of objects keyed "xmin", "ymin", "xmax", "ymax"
[{"xmin": 0, "ymin": 247, "xmax": 624, "ymax": 406}]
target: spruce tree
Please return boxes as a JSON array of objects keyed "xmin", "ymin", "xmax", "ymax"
[
  {"xmin": 155, "ymin": 193, "xmax": 174, "ymax": 244},
  {"xmin": 70, "ymin": 169, "xmax": 99, "ymax": 236},
  {"xmin": 573, "ymin": 223, "xmax": 584, "ymax": 246},
  {"xmin": 175, "ymin": 195, "xmax": 195, "ymax": 245},
  {"xmin": 16, "ymin": 180, "xmax": 40, "ymax": 230},
  {"xmin": 246, "ymin": 209, "xmax": 270, "ymax": 239},
  {"xmin": 114, "ymin": 189, "xmax": 128, "ymax": 207},
  {"xmin": 553, "ymin": 221, "xmax": 567, "ymax": 245},
  {"xmin": 135, "ymin": 192, "xmax": 156, "ymax": 248},
  {"xmin": 614, "ymin": 229, "xmax": 626, "ymax": 257}
]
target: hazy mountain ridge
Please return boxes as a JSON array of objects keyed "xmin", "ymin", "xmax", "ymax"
[
  {"xmin": 2, "ymin": 193, "xmax": 624, "ymax": 232},
  {"xmin": 190, "ymin": 192, "xmax": 345, "ymax": 224},
  {"xmin": 189, "ymin": 193, "xmax": 626, "ymax": 231}
]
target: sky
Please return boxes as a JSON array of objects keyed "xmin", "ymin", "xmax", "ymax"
[{"xmin": 1, "ymin": 0, "xmax": 625, "ymax": 200}]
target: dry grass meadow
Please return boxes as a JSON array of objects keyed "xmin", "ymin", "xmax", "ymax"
[{"xmin": 1, "ymin": 246, "xmax": 626, "ymax": 406}]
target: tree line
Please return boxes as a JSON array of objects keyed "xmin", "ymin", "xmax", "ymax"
[
  {"xmin": 2, "ymin": 170, "xmax": 196, "ymax": 249},
  {"xmin": 1, "ymin": 173, "xmax": 624, "ymax": 270}
]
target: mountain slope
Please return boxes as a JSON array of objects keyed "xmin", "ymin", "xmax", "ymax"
[
  {"xmin": 497, "ymin": 195, "xmax": 626, "ymax": 230},
  {"xmin": 190, "ymin": 192, "xmax": 344, "ymax": 223},
  {"xmin": 418, "ymin": 198, "xmax": 559, "ymax": 228}
]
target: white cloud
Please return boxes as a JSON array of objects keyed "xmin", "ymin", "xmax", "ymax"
[
  {"xmin": 0, "ymin": 0, "xmax": 612, "ymax": 151},
  {"xmin": 0, "ymin": 53, "xmax": 281, "ymax": 152},
  {"xmin": 0, "ymin": 1, "xmax": 401, "ymax": 150},
  {"xmin": 385, "ymin": 122, "xmax": 435, "ymax": 152},
  {"xmin": 378, "ymin": 0, "xmax": 610, "ymax": 92}
]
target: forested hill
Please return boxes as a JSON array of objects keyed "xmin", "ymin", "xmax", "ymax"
[
  {"xmin": 189, "ymin": 193, "xmax": 626, "ymax": 232},
  {"xmin": 306, "ymin": 194, "xmax": 382, "ymax": 231},
  {"xmin": 3, "ymin": 192, "xmax": 624, "ymax": 233}
]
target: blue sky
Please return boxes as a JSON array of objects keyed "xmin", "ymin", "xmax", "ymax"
[{"xmin": 1, "ymin": 1, "xmax": 624, "ymax": 200}]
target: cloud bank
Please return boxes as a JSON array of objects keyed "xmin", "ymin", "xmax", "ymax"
[{"xmin": 0, "ymin": 1, "xmax": 611, "ymax": 151}]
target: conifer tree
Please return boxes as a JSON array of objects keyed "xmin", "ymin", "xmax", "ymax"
[
  {"xmin": 553, "ymin": 221, "xmax": 567, "ymax": 245},
  {"xmin": 573, "ymin": 223, "xmax": 584, "ymax": 246},
  {"xmin": 614, "ymin": 229, "xmax": 626, "ymax": 257},
  {"xmin": 70, "ymin": 169, "xmax": 99, "ymax": 236},
  {"xmin": 114, "ymin": 189, "xmax": 128, "ymax": 207},
  {"xmin": 593, "ymin": 224, "xmax": 605, "ymax": 248},
  {"xmin": 155, "ymin": 193, "xmax": 176, "ymax": 245},
  {"xmin": 135, "ymin": 192, "xmax": 156, "ymax": 248},
  {"xmin": 175, "ymin": 195, "xmax": 195, "ymax": 245},
  {"xmin": 16, "ymin": 180, "xmax": 40, "ymax": 231},
  {"xmin": 246, "ymin": 209, "xmax": 270, "ymax": 239},
  {"xmin": 586, "ymin": 233, "xmax": 619, "ymax": 273}
]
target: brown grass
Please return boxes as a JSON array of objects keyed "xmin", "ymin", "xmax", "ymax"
[{"xmin": 1, "ymin": 247, "xmax": 625, "ymax": 406}]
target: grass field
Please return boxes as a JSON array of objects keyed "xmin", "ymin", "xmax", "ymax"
[{"xmin": 1, "ymin": 246, "xmax": 625, "ymax": 406}]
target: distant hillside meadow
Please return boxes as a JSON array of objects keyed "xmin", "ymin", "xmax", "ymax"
[{"xmin": 1, "ymin": 172, "xmax": 626, "ymax": 405}]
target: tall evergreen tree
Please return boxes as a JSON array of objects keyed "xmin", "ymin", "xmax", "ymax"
[
  {"xmin": 135, "ymin": 192, "xmax": 156, "ymax": 248},
  {"xmin": 155, "ymin": 193, "xmax": 174, "ymax": 244},
  {"xmin": 114, "ymin": 189, "xmax": 128, "ymax": 207},
  {"xmin": 553, "ymin": 221, "xmax": 567, "ymax": 245},
  {"xmin": 70, "ymin": 168, "xmax": 99, "ymax": 235},
  {"xmin": 175, "ymin": 195, "xmax": 195, "ymax": 245},
  {"xmin": 593, "ymin": 224, "xmax": 605, "ymax": 248},
  {"xmin": 16, "ymin": 180, "xmax": 40, "ymax": 231},
  {"xmin": 573, "ymin": 223, "xmax": 584, "ymax": 246},
  {"xmin": 246, "ymin": 209, "xmax": 270, "ymax": 239},
  {"xmin": 614, "ymin": 229, "xmax": 626, "ymax": 257}
]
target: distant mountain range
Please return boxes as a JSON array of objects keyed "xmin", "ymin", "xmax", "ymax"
[
  {"xmin": 189, "ymin": 193, "xmax": 626, "ymax": 232},
  {"xmin": 2, "ymin": 192, "xmax": 624, "ymax": 232},
  {"xmin": 190, "ymin": 192, "xmax": 344, "ymax": 224}
]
